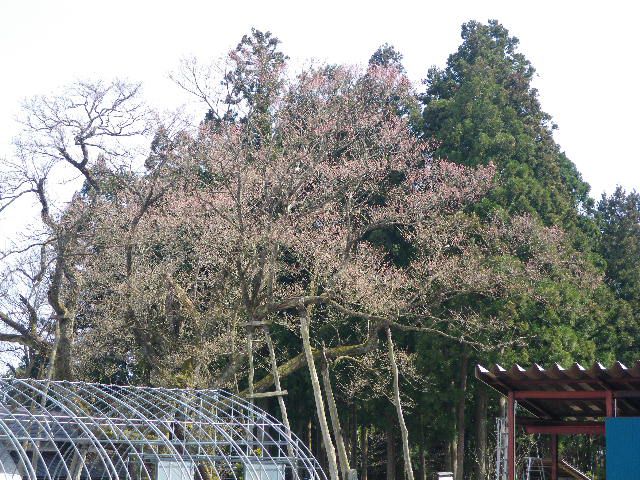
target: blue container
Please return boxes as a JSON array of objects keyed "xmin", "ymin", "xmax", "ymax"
[{"xmin": 606, "ymin": 417, "xmax": 640, "ymax": 479}]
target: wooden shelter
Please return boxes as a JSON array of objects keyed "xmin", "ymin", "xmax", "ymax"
[{"xmin": 476, "ymin": 361, "xmax": 640, "ymax": 480}]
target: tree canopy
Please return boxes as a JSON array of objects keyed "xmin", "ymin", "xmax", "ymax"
[
  {"xmin": 421, "ymin": 20, "xmax": 591, "ymax": 228},
  {"xmin": 0, "ymin": 20, "xmax": 637, "ymax": 480}
]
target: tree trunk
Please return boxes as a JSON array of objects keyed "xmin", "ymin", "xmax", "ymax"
[
  {"xmin": 53, "ymin": 315, "xmax": 74, "ymax": 380},
  {"xmin": 247, "ymin": 329, "xmax": 255, "ymax": 400},
  {"xmin": 197, "ymin": 464, "xmax": 213, "ymax": 480},
  {"xmin": 351, "ymin": 403, "xmax": 358, "ymax": 467},
  {"xmin": 419, "ymin": 419, "xmax": 426, "ymax": 480},
  {"xmin": 455, "ymin": 350, "xmax": 469, "ymax": 480},
  {"xmin": 245, "ymin": 327, "xmax": 256, "ymax": 450},
  {"xmin": 475, "ymin": 387, "xmax": 488, "ymax": 480},
  {"xmin": 30, "ymin": 328, "xmax": 60, "ymax": 469},
  {"xmin": 300, "ymin": 311, "xmax": 339, "ymax": 480},
  {"xmin": 444, "ymin": 438, "xmax": 452, "ymax": 473},
  {"xmin": 360, "ymin": 426, "xmax": 368, "ymax": 480},
  {"xmin": 264, "ymin": 326, "xmax": 294, "ymax": 456},
  {"xmin": 44, "ymin": 322, "xmax": 60, "ymax": 381},
  {"xmin": 47, "ymin": 232, "xmax": 78, "ymax": 382},
  {"xmin": 264, "ymin": 328, "xmax": 290, "ymax": 428},
  {"xmin": 386, "ymin": 422, "xmax": 396, "ymax": 480},
  {"xmin": 449, "ymin": 437, "xmax": 457, "ymax": 477},
  {"xmin": 321, "ymin": 348, "xmax": 352, "ymax": 480},
  {"xmin": 68, "ymin": 448, "xmax": 86, "ymax": 480},
  {"xmin": 386, "ymin": 327, "xmax": 415, "ymax": 480}
]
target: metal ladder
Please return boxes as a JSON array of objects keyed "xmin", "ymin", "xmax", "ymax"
[
  {"xmin": 495, "ymin": 418, "xmax": 508, "ymax": 480},
  {"xmin": 524, "ymin": 457, "xmax": 547, "ymax": 480}
]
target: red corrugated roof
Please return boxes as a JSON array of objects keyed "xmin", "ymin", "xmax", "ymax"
[{"xmin": 476, "ymin": 361, "xmax": 640, "ymax": 419}]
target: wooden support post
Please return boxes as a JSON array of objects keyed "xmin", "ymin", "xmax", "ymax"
[
  {"xmin": 507, "ymin": 391, "xmax": 515, "ymax": 480},
  {"xmin": 551, "ymin": 434, "xmax": 558, "ymax": 480},
  {"xmin": 606, "ymin": 390, "xmax": 615, "ymax": 417}
]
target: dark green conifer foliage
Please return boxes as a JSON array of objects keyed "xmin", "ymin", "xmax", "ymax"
[
  {"xmin": 205, "ymin": 28, "xmax": 288, "ymax": 144},
  {"xmin": 595, "ymin": 188, "xmax": 640, "ymax": 363},
  {"xmin": 598, "ymin": 188, "xmax": 640, "ymax": 306},
  {"xmin": 421, "ymin": 20, "xmax": 591, "ymax": 228},
  {"xmin": 369, "ymin": 43, "xmax": 405, "ymax": 72},
  {"xmin": 416, "ymin": 21, "xmax": 610, "ymax": 475}
]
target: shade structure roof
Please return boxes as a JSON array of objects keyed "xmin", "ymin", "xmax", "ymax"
[
  {"xmin": 0, "ymin": 379, "xmax": 324, "ymax": 480},
  {"xmin": 476, "ymin": 361, "xmax": 640, "ymax": 419}
]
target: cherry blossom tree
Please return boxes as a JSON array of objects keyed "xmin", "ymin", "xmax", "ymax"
[
  {"xmin": 91, "ymin": 52, "xmax": 592, "ymax": 478},
  {"xmin": 1, "ymin": 31, "xmax": 598, "ymax": 480}
]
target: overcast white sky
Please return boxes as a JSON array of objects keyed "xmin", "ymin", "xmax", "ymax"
[{"xmin": 0, "ymin": 0, "xmax": 638, "ymax": 236}]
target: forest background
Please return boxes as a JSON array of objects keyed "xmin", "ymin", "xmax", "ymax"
[{"xmin": 1, "ymin": 8, "xmax": 639, "ymax": 480}]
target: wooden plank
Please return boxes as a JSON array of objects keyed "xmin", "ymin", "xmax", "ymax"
[
  {"xmin": 524, "ymin": 424, "xmax": 604, "ymax": 435},
  {"xmin": 245, "ymin": 390, "xmax": 288, "ymax": 399},
  {"xmin": 514, "ymin": 390, "xmax": 608, "ymax": 400},
  {"xmin": 243, "ymin": 321, "xmax": 270, "ymax": 327}
]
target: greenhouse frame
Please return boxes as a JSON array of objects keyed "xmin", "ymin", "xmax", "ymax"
[{"xmin": 0, "ymin": 379, "xmax": 324, "ymax": 480}]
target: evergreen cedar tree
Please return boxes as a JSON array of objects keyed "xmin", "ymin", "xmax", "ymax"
[
  {"xmin": 595, "ymin": 188, "xmax": 640, "ymax": 364},
  {"xmin": 1, "ymin": 21, "xmax": 638, "ymax": 480},
  {"xmin": 421, "ymin": 20, "xmax": 591, "ymax": 229}
]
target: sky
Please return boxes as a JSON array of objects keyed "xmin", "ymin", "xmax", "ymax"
[{"xmin": 0, "ymin": 0, "xmax": 638, "ymax": 239}]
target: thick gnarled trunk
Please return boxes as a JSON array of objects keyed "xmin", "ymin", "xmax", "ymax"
[{"xmin": 53, "ymin": 315, "xmax": 75, "ymax": 380}]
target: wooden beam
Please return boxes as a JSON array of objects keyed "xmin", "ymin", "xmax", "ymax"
[
  {"xmin": 499, "ymin": 378, "xmax": 604, "ymax": 386},
  {"xmin": 517, "ymin": 418, "xmax": 603, "ymax": 426},
  {"xmin": 515, "ymin": 399, "xmax": 555, "ymax": 419},
  {"xmin": 245, "ymin": 390, "xmax": 288, "ymax": 399},
  {"xmin": 514, "ymin": 390, "xmax": 608, "ymax": 400},
  {"xmin": 524, "ymin": 424, "xmax": 604, "ymax": 435},
  {"xmin": 612, "ymin": 390, "xmax": 640, "ymax": 398},
  {"xmin": 243, "ymin": 321, "xmax": 270, "ymax": 328}
]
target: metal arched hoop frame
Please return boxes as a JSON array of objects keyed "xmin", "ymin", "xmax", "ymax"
[{"xmin": 0, "ymin": 379, "xmax": 325, "ymax": 480}]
